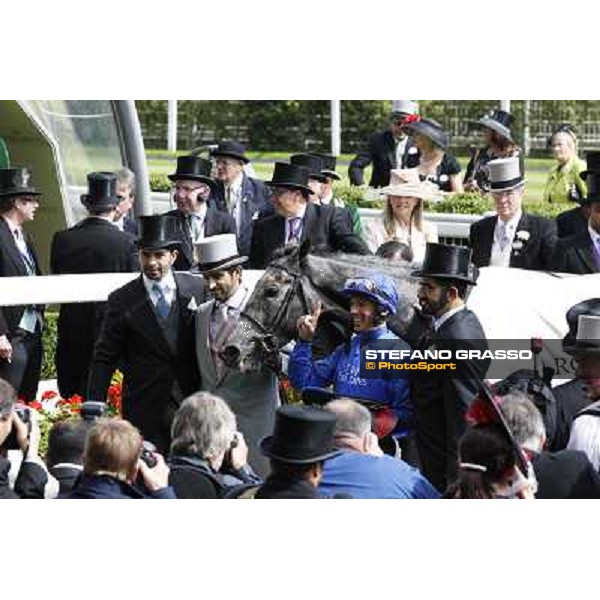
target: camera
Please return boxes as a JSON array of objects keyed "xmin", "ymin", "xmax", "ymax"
[
  {"xmin": 81, "ymin": 401, "xmax": 106, "ymax": 421},
  {"xmin": 140, "ymin": 440, "xmax": 157, "ymax": 468},
  {"xmin": 2, "ymin": 405, "xmax": 31, "ymax": 450}
]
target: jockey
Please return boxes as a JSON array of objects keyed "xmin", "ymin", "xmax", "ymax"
[{"xmin": 288, "ymin": 272, "xmax": 413, "ymax": 439}]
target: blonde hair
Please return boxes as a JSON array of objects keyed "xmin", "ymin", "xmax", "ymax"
[
  {"xmin": 83, "ymin": 419, "xmax": 143, "ymax": 481},
  {"xmin": 383, "ymin": 195, "xmax": 424, "ymax": 240}
]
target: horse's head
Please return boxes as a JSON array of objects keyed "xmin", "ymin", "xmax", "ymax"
[{"xmin": 221, "ymin": 242, "xmax": 321, "ymax": 372}]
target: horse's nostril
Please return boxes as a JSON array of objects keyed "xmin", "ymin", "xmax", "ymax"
[{"xmin": 221, "ymin": 346, "xmax": 241, "ymax": 367}]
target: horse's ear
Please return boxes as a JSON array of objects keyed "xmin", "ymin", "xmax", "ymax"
[{"xmin": 299, "ymin": 239, "xmax": 312, "ymax": 261}]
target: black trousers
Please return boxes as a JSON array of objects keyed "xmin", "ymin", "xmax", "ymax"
[{"xmin": 0, "ymin": 327, "xmax": 43, "ymax": 402}]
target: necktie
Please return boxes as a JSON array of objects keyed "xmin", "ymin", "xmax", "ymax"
[
  {"xmin": 188, "ymin": 215, "xmax": 203, "ymax": 241},
  {"xmin": 498, "ymin": 222, "xmax": 510, "ymax": 252},
  {"xmin": 287, "ymin": 217, "xmax": 302, "ymax": 244},
  {"xmin": 14, "ymin": 228, "xmax": 35, "ymax": 273},
  {"xmin": 225, "ymin": 186, "xmax": 233, "ymax": 210},
  {"xmin": 152, "ymin": 283, "xmax": 170, "ymax": 320}
]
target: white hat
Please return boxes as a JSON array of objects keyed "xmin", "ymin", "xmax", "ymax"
[
  {"xmin": 486, "ymin": 157, "xmax": 524, "ymax": 192},
  {"xmin": 391, "ymin": 100, "xmax": 419, "ymax": 116},
  {"xmin": 195, "ymin": 234, "xmax": 248, "ymax": 273},
  {"xmin": 377, "ymin": 169, "xmax": 444, "ymax": 202}
]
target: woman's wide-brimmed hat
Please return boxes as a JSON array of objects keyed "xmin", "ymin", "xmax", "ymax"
[
  {"xmin": 379, "ymin": 169, "xmax": 442, "ymax": 201},
  {"xmin": 265, "ymin": 162, "xmax": 313, "ymax": 195},
  {"xmin": 168, "ymin": 155, "xmax": 217, "ymax": 190},
  {"xmin": 469, "ymin": 109, "xmax": 515, "ymax": 143},
  {"xmin": 402, "ymin": 117, "xmax": 450, "ymax": 150},
  {"xmin": 259, "ymin": 405, "xmax": 340, "ymax": 464},
  {"xmin": 0, "ymin": 167, "xmax": 41, "ymax": 198},
  {"xmin": 564, "ymin": 315, "xmax": 600, "ymax": 357},
  {"xmin": 195, "ymin": 233, "xmax": 248, "ymax": 274},
  {"xmin": 80, "ymin": 172, "xmax": 121, "ymax": 211},
  {"xmin": 412, "ymin": 242, "xmax": 478, "ymax": 285}
]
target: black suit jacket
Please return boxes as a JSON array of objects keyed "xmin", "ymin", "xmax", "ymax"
[
  {"xmin": 532, "ymin": 449, "xmax": 600, "ymax": 499},
  {"xmin": 552, "ymin": 230, "xmax": 600, "ymax": 274},
  {"xmin": 0, "ymin": 217, "xmax": 43, "ymax": 337},
  {"xmin": 211, "ymin": 173, "xmax": 274, "ymax": 256},
  {"xmin": 551, "ymin": 378, "xmax": 592, "ymax": 451},
  {"xmin": 50, "ymin": 217, "xmax": 139, "ymax": 396},
  {"xmin": 165, "ymin": 208, "xmax": 237, "ymax": 271},
  {"xmin": 556, "ymin": 206, "xmax": 588, "ymax": 239},
  {"xmin": 249, "ymin": 202, "xmax": 371, "ymax": 269},
  {"xmin": 87, "ymin": 273, "xmax": 206, "ymax": 452},
  {"xmin": 348, "ymin": 130, "xmax": 419, "ymax": 188},
  {"xmin": 411, "ymin": 308, "xmax": 489, "ymax": 492},
  {"xmin": 123, "ymin": 215, "xmax": 139, "ymax": 236},
  {"xmin": 469, "ymin": 213, "xmax": 557, "ymax": 271}
]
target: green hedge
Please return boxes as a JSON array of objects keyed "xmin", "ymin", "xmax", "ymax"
[{"xmin": 42, "ymin": 312, "xmax": 58, "ymax": 380}]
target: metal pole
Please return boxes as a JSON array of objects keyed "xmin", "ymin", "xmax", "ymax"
[
  {"xmin": 168, "ymin": 100, "xmax": 178, "ymax": 153},
  {"xmin": 331, "ymin": 100, "xmax": 341, "ymax": 156},
  {"xmin": 500, "ymin": 100, "xmax": 511, "ymax": 112},
  {"xmin": 113, "ymin": 100, "xmax": 152, "ymax": 217},
  {"xmin": 523, "ymin": 100, "xmax": 531, "ymax": 157}
]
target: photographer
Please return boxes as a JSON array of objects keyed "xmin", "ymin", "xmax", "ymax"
[
  {"xmin": 168, "ymin": 392, "xmax": 261, "ymax": 499},
  {"xmin": 0, "ymin": 378, "xmax": 47, "ymax": 499},
  {"xmin": 66, "ymin": 418, "xmax": 175, "ymax": 499}
]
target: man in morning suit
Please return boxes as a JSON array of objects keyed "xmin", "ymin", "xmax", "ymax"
[
  {"xmin": 164, "ymin": 155, "xmax": 236, "ymax": 271},
  {"xmin": 469, "ymin": 156, "xmax": 557, "ymax": 271},
  {"xmin": 411, "ymin": 243, "xmax": 489, "ymax": 492},
  {"xmin": 194, "ymin": 234, "xmax": 279, "ymax": 477},
  {"xmin": 348, "ymin": 100, "xmax": 420, "ymax": 188},
  {"xmin": 87, "ymin": 215, "xmax": 206, "ymax": 453},
  {"xmin": 249, "ymin": 161, "xmax": 370, "ymax": 269},
  {"xmin": 50, "ymin": 172, "xmax": 138, "ymax": 398},
  {"xmin": 0, "ymin": 167, "xmax": 44, "ymax": 401},
  {"xmin": 553, "ymin": 152, "xmax": 600, "ymax": 274},
  {"xmin": 210, "ymin": 141, "xmax": 273, "ymax": 257}
]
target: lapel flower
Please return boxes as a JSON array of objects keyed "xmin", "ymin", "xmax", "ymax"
[
  {"xmin": 187, "ymin": 297, "xmax": 200, "ymax": 312},
  {"xmin": 516, "ymin": 230, "xmax": 530, "ymax": 241},
  {"xmin": 512, "ymin": 230, "xmax": 530, "ymax": 254}
]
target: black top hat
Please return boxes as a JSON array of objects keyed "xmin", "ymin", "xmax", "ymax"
[
  {"xmin": 563, "ymin": 298, "xmax": 600, "ymax": 349},
  {"xmin": 580, "ymin": 151, "xmax": 600, "ymax": 203},
  {"xmin": 412, "ymin": 242, "xmax": 478, "ymax": 285},
  {"xmin": 259, "ymin": 405, "xmax": 340, "ymax": 464},
  {"xmin": 80, "ymin": 172, "xmax": 121, "ymax": 211},
  {"xmin": 0, "ymin": 167, "xmax": 40, "ymax": 198},
  {"xmin": 470, "ymin": 109, "xmax": 515, "ymax": 143},
  {"xmin": 402, "ymin": 118, "xmax": 450, "ymax": 150},
  {"xmin": 211, "ymin": 141, "xmax": 250, "ymax": 164},
  {"xmin": 168, "ymin": 155, "xmax": 216, "ymax": 189},
  {"xmin": 265, "ymin": 162, "xmax": 312, "ymax": 195},
  {"xmin": 290, "ymin": 154, "xmax": 327, "ymax": 183},
  {"xmin": 136, "ymin": 215, "xmax": 181, "ymax": 250},
  {"xmin": 310, "ymin": 152, "xmax": 341, "ymax": 181}
]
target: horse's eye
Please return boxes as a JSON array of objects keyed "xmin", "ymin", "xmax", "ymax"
[{"xmin": 264, "ymin": 285, "xmax": 279, "ymax": 298}]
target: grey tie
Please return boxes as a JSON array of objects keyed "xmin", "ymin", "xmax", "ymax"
[{"xmin": 498, "ymin": 222, "xmax": 510, "ymax": 251}]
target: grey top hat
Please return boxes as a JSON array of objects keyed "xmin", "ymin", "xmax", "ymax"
[
  {"xmin": 486, "ymin": 157, "xmax": 524, "ymax": 192},
  {"xmin": 195, "ymin": 233, "xmax": 248, "ymax": 274},
  {"xmin": 391, "ymin": 100, "xmax": 419, "ymax": 118},
  {"xmin": 564, "ymin": 314, "xmax": 600, "ymax": 356}
]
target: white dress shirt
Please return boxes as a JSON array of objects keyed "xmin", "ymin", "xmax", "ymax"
[
  {"xmin": 188, "ymin": 203, "xmax": 208, "ymax": 242},
  {"xmin": 225, "ymin": 172, "xmax": 244, "ymax": 232},
  {"xmin": 285, "ymin": 204, "xmax": 307, "ymax": 244},
  {"xmin": 143, "ymin": 271, "xmax": 176, "ymax": 308},
  {"xmin": 490, "ymin": 210, "xmax": 522, "ymax": 267},
  {"xmin": 433, "ymin": 305, "xmax": 465, "ymax": 332}
]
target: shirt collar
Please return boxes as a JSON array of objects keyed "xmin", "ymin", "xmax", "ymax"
[
  {"xmin": 143, "ymin": 270, "xmax": 176, "ymax": 296},
  {"xmin": 434, "ymin": 305, "xmax": 465, "ymax": 331},
  {"xmin": 496, "ymin": 209, "xmax": 522, "ymax": 233},
  {"xmin": 190, "ymin": 203, "xmax": 208, "ymax": 220},
  {"xmin": 286, "ymin": 203, "xmax": 307, "ymax": 221},
  {"xmin": 218, "ymin": 284, "xmax": 248, "ymax": 311}
]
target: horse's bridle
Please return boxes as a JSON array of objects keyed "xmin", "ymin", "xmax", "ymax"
[{"xmin": 239, "ymin": 265, "xmax": 312, "ymax": 345}]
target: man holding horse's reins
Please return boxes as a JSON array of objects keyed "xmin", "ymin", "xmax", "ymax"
[
  {"xmin": 248, "ymin": 161, "xmax": 370, "ymax": 269},
  {"xmin": 411, "ymin": 242, "xmax": 488, "ymax": 493},
  {"xmin": 288, "ymin": 272, "xmax": 413, "ymax": 451},
  {"xmin": 193, "ymin": 234, "xmax": 279, "ymax": 477}
]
